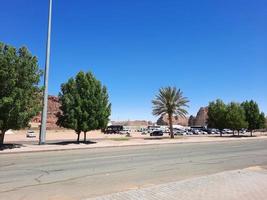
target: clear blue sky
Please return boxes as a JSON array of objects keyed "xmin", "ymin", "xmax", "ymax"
[{"xmin": 1, "ymin": 0, "xmax": 266, "ymax": 121}]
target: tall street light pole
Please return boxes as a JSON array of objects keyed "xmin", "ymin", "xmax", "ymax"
[{"xmin": 39, "ymin": 0, "xmax": 53, "ymax": 145}]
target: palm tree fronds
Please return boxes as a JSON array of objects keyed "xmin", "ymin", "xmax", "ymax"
[{"xmin": 152, "ymin": 87, "xmax": 189, "ymax": 138}]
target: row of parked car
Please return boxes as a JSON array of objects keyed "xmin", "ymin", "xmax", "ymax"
[
  {"xmin": 104, "ymin": 125, "xmax": 246, "ymax": 137},
  {"xmin": 104, "ymin": 125, "xmax": 131, "ymax": 135},
  {"xmin": 148, "ymin": 128, "xmax": 247, "ymax": 137}
]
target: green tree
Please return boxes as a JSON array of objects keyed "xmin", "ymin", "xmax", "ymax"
[
  {"xmin": 152, "ymin": 87, "xmax": 189, "ymax": 138},
  {"xmin": 258, "ymin": 112, "xmax": 266, "ymax": 129},
  {"xmin": 207, "ymin": 99, "xmax": 227, "ymax": 136},
  {"xmin": 225, "ymin": 102, "xmax": 248, "ymax": 136},
  {"xmin": 0, "ymin": 42, "xmax": 42, "ymax": 146},
  {"xmin": 241, "ymin": 100, "xmax": 264, "ymax": 136},
  {"xmin": 57, "ymin": 71, "xmax": 111, "ymax": 142}
]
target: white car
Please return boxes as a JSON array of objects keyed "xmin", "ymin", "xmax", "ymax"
[
  {"xmin": 173, "ymin": 129, "xmax": 187, "ymax": 136},
  {"xmin": 222, "ymin": 129, "xmax": 233, "ymax": 134},
  {"xmin": 186, "ymin": 131, "xmax": 193, "ymax": 135},
  {"xmin": 120, "ymin": 129, "xmax": 131, "ymax": 134},
  {"xmin": 26, "ymin": 130, "xmax": 36, "ymax": 138}
]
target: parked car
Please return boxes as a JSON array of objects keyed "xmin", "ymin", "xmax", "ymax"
[
  {"xmin": 26, "ymin": 130, "xmax": 36, "ymax": 138},
  {"xmin": 105, "ymin": 125, "xmax": 123, "ymax": 134},
  {"xmin": 207, "ymin": 128, "xmax": 220, "ymax": 134},
  {"xmin": 175, "ymin": 132, "xmax": 187, "ymax": 136},
  {"xmin": 186, "ymin": 130, "xmax": 193, "ymax": 135},
  {"xmin": 120, "ymin": 129, "xmax": 131, "ymax": 134},
  {"xmin": 191, "ymin": 129, "xmax": 201, "ymax": 135},
  {"xmin": 207, "ymin": 129, "xmax": 214, "ymax": 134},
  {"xmin": 141, "ymin": 130, "xmax": 149, "ymax": 135},
  {"xmin": 150, "ymin": 130, "xmax": 163, "ymax": 136},
  {"xmin": 240, "ymin": 129, "xmax": 247, "ymax": 134},
  {"xmin": 173, "ymin": 129, "xmax": 187, "ymax": 136},
  {"xmin": 222, "ymin": 129, "xmax": 233, "ymax": 134}
]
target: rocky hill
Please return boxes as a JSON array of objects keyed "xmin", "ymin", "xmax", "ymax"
[
  {"xmin": 111, "ymin": 120, "xmax": 153, "ymax": 126},
  {"xmin": 31, "ymin": 96, "xmax": 154, "ymax": 128},
  {"xmin": 31, "ymin": 96, "xmax": 60, "ymax": 129},
  {"xmin": 156, "ymin": 114, "xmax": 189, "ymax": 126},
  {"xmin": 188, "ymin": 107, "xmax": 208, "ymax": 127},
  {"xmin": 156, "ymin": 107, "xmax": 209, "ymax": 127},
  {"xmin": 193, "ymin": 107, "xmax": 208, "ymax": 126},
  {"xmin": 31, "ymin": 95, "xmax": 210, "ymax": 129}
]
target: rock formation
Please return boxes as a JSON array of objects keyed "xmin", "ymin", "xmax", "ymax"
[
  {"xmin": 31, "ymin": 95, "xmax": 61, "ymax": 129},
  {"xmin": 111, "ymin": 120, "xmax": 153, "ymax": 126},
  {"xmin": 188, "ymin": 115, "xmax": 195, "ymax": 127},
  {"xmin": 186, "ymin": 107, "xmax": 209, "ymax": 127},
  {"xmin": 193, "ymin": 107, "xmax": 208, "ymax": 126},
  {"xmin": 30, "ymin": 95, "xmax": 211, "ymax": 129},
  {"xmin": 156, "ymin": 107, "xmax": 209, "ymax": 127},
  {"xmin": 156, "ymin": 114, "xmax": 189, "ymax": 126}
]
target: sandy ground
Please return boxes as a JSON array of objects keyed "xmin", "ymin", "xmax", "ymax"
[
  {"xmin": 1, "ymin": 129, "xmax": 267, "ymax": 154},
  {"xmin": 4, "ymin": 129, "xmax": 267, "ymax": 143}
]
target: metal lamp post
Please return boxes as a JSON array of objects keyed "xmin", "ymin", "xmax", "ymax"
[{"xmin": 39, "ymin": 0, "xmax": 53, "ymax": 145}]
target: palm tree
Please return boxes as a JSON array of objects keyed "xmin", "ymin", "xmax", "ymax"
[{"xmin": 152, "ymin": 87, "xmax": 189, "ymax": 138}]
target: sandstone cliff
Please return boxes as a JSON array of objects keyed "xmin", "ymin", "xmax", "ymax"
[
  {"xmin": 156, "ymin": 114, "xmax": 189, "ymax": 126},
  {"xmin": 193, "ymin": 107, "xmax": 208, "ymax": 126},
  {"xmin": 156, "ymin": 107, "xmax": 209, "ymax": 127},
  {"xmin": 111, "ymin": 120, "xmax": 153, "ymax": 126},
  {"xmin": 31, "ymin": 96, "xmax": 60, "ymax": 129}
]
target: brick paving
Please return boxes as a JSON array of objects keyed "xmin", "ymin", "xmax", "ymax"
[{"xmin": 86, "ymin": 167, "xmax": 267, "ymax": 200}]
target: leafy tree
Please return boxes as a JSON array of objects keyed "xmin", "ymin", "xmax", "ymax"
[
  {"xmin": 152, "ymin": 87, "xmax": 189, "ymax": 138},
  {"xmin": 207, "ymin": 99, "xmax": 227, "ymax": 136},
  {"xmin": 57, "ymin": 71, "xmax": 111, "ymax": 142},
  {"xmin": 241, "ymin": 100, "xmax": 264, "ymax": 136},
  {"xmin": 0, "ymin": 42, "xmax": 42, "ymax": 146},
  {"xmin": 259, "ymin": 112, "xmax": 266, "ymax": 129},
  {"xmin": 225, "ymin": 102, "xmax": 248, "ymax": 135}
]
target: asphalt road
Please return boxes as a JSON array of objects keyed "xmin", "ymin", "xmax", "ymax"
[{"xmin": 1, "ymin": 139, "xmax": 267, "ymax": 200}]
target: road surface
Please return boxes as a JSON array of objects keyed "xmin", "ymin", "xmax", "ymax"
[{"xmin": 1, "ymin": 139, "xmax": 267, "ymax": 200}]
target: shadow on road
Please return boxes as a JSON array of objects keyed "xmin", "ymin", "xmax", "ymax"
[
  {"xmin": 0, "ymin": 143, "xmax": 23, "ymax": 151},
  {"xmin": 209, "ymin": 135, "xmax": 256, "ymax": 138},
  {"xmin": 48, "ymin": 141, "xmax": 97, "ymax": 145}
]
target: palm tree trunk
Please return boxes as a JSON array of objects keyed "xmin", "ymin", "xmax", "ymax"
[{"xmin": 168, "ymin": 113, "xmax": 174, "ymax": 139}]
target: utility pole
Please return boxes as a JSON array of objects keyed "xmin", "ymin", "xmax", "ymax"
[{"xmin": 39, "ymin": 0, "xmax": 53, "ymax": 145}]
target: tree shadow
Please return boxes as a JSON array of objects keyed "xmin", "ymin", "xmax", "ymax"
[
  {"xmin": 229, "ymin": 135, "xmax": 256, "ymax": 138},
  {"xmin": 209, "ymin": 134, "xmax": 256, "ymax": 138},
  {"xmin": 48, "ymin": 141, "xmax": 97, "ymax": 145},
  {"xmin": 0, "ymin": 143, "xmax": 23, "ymax": 151},
  {"xmin": 144, "ymin": 137, "xmax": 168, "ymax": 140}
]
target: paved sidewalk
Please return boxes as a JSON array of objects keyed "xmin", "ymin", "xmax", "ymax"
[{"xmin": 86, "ymin": 167, "xmax": 267, "ymax": 200}]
